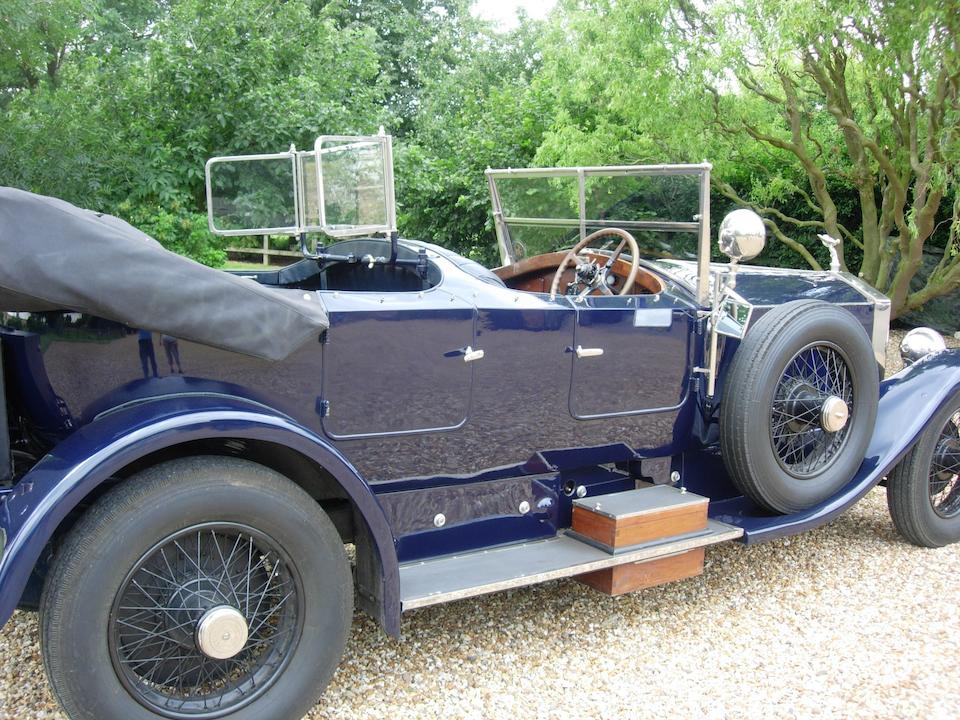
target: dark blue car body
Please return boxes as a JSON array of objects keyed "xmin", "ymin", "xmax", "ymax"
[{"xmin": 1, "ymin": 234, "xmax": 959, "ymax": 638}]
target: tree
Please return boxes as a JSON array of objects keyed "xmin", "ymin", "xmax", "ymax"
[
  {"xmin": 316, "ymin": 0, "xmax": 474, "ymax": 135},
  {"xmin": 0, "ymin": 0, "xmax": 83, "ymax": 96},
  {"xmin": 0, "ymin": 0, "xmax": 163, "ymax": 101},
  {"xmin": 398, "ymin": 16, "xmax": 549, "ymax": 264},
  {"xmin": 0, "ymin": 0, "xmax": 390, "ymax": 264},
  {"xmin": 535, "ymin": 0, "xmax": 960, "ymax": 317}
]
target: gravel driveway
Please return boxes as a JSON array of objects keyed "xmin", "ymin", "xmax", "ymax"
[{"xmin": 1, "ymin": 331, "xmax": 958, "ymax": 720}]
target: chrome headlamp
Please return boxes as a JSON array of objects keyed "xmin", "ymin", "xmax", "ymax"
[{"xmin": 900, "ymin": 327, "xmax": 946, "ymax": 366}]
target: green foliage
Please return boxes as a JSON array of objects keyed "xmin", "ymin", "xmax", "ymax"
[
  {"xmin": 319, "ymin": 0, "xmax": 474, "ymax": 135},
  {"xmin": 0, "ymin": 0, "xmax": 394, "ymax": 264},
  {"xmin": 528, "ymin": 0, "xmax": 960, "ymax": 316},
  {"xmin": 1, "ymin": 0, "xmax": 957, "ymax": 322},
  {"xmin": 397, "ymin": 18, "xmax": 549, "ymax": 265},
  {"xmin": 0, "ymin": 0, "xmax": 84, "ymax": 97},
  {"xmin": 117, "ymin": 198, "xmax": 225, "ymax": 267}
]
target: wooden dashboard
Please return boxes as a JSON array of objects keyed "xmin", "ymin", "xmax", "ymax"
[{"xmin": 493, "ymin": 251, "xmax": 665, "ymax": 295}]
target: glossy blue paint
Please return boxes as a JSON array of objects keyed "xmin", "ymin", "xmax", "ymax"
[
  {"xmin": 710, "ymin": 349, "xmax": 960, "ymax": 542},
  {"xmin": 0, "ymin": 394, "xmax": 401, "ymax": 635},
  {"xmin": 385, "ymin": 472, "xmax": 560, "ymax": 561},
  {"xmin": 657, "ymin": 260, "xmax": 878, "ymax": 312},
  {"xmin": 729, "ymin": 270, "xmax": 867, "ymax": 306},
  {"xmin": 570, "ymin": 296, "xmax": 696, "ymax": 419},
  {"xmin": 2, "ymin": 330, "xmax": 75, "ymax": 441}
]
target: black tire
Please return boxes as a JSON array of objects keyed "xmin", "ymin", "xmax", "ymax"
[
  {"xmin": 720, "ymin": 300, "xmax": 879, "ymax": 514},
  {"xmin": 887, "ymin": 393, "xmax": 960, "ymax": 547},
  {"xmin": 40, "ymin": 456, "xmax": 353, "ymax": 720}
]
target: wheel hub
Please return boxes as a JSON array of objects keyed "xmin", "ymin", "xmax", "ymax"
[
  {"xmin": 934, "ymin": 438, "xmax": 960, "ymax": 478},
  {"xmin": 820, "ymin": 395, "xmax": 849, "ymax": 433},
  {"xmin": 784, "ymin": 383, "xmax": 849, "ymax": 434},
  {"xmin": 165, "ymin": 577, "xmax": 232, "ymax": 647},
  {"xmin": 196, "ymin": 605, "xmax": 249, "ymax": 660},
  {"xmin": 769, "ymin": 343, "xmax": 856, "ymax": 480}
]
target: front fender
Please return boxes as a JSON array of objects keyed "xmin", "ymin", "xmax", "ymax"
[
  {"xmin": 0, "ymin": 394, "xmax": 401, "ymax": 635},
  {"xmin": 713, "ymin": 349, "xmax": 960, "ymax": 542}
]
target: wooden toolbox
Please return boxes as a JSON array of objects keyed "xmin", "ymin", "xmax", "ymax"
[{"xmin": 571, "ymin": 485, "xmax": 710, "ymax": 595}]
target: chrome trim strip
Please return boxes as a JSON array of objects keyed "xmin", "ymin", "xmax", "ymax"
[
  {"xmin": 499, "ymin": 216, "xmax": 700, "ymax": 232},
  {"xmin": 835, "ymin": 272, "xmax": 891, "ymax": 366},
  {"xmin": 697, "ymin": 167, "xmax": 712, "ymax": 305},
  {"xmin": 485, "ymin": 163, "xmax": 713, "ymax": 179},
  {"xmin": 872, "ymin": 301, "xmax": 891, "ymax": 366},
  {"xmin": 488, "ymin": 172, "xmax": 511, "ymax": 266}
]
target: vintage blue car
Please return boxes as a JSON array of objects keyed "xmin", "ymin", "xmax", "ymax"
[{"xmin": 0, "ymin": 133, "xmax": 957, "ymax": 720}]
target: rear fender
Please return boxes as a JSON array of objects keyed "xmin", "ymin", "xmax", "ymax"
[
  {"xmin": 713, "ymin": 349, "xmax": 960, "ymax": 541},
  {"xmin": 0, "ymin": 394, "xmax": 400, "ymax": 635}
]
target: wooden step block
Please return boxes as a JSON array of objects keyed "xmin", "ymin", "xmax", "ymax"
[
  {"xmin": 576, "ymin": 547, "xmax": 705, "ymax": 596},
  {"xmin": 572, "ymin": 485, "xmax": 708, "ymax": 551}
]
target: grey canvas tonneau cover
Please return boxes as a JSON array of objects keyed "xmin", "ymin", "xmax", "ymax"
[{"xmin": 0, "ymin": 187, "xmax": 328, "ymax": 361}]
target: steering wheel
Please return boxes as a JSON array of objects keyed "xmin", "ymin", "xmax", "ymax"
[{"xmin": 549, "ymin": 227, "xmax": 641, "ymax": 301}]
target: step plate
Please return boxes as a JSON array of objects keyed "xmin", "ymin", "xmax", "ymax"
[{"xmin": 400, "ymin": 520, "xmax": 742, "ymax": 611}]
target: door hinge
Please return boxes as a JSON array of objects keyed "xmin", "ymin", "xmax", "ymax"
[
  {"xmin": 689, "ymin": 374, "xmax": 702, "ymax": 393},
  {"xmin": 316, "ymin": 398, "xmax": 331, "ymax": 417}
]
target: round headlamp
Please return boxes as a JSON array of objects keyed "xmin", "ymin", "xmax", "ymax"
[{"xmin": 899, "ymin": 327, "xmax": 946, "ymax": 366}]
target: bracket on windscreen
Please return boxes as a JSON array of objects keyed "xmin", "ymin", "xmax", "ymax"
[{"xmin": 204, "ymin": 128, "xmax": 403, "ymax": 266}]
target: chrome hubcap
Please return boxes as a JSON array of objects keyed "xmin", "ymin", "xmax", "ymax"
[
  {"xmin": 820, "ymin": 395, "xmax": 849, "ymax": 433},
  {"xmin": 196, "ymin": 605, "xmax": 249, "ymax": 659}
]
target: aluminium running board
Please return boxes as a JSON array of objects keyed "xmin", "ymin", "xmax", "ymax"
[{"xmin": 399, "ymin": 519, "xmax": 742, "ymax": 611}]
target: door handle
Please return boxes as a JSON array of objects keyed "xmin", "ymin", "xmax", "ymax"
[
  {"xmin": 463, "ymin": 346, "xmax": 485, "ymax": 363},
  {"xmin": 576, "ymin": 345, "xmax": 604, "ymax": 358}
]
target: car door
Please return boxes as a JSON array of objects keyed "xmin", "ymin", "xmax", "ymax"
[
  {"xmin": 569, "ymin": 294, "xmax": 695, "ymax": 419},
  {"xmin": 319, "ymin": 289, "xmax": 477, "ymax": 438}
]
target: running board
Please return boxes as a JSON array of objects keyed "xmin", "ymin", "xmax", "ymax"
[{"xmin": 400, "ymin": 519, "xmax": 742, "ymax": 611}]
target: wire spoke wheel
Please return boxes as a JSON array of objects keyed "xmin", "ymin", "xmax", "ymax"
[
  {"xmin": 721, "ymin": 300, "xmax": 879, "ymax": 514},
  {"xmin": 109, "ymin": 522, "xmax": 304, "ymax": 719},
  {"xmin": 42, "ymin": 458, "xmax": 352, "ymax": 720},
  {"xmin": 769, "ymin": 342, "xmax": 854, "ymax": 478},
  {"xmin": 929, "ymin": 411, "xmax": 960, "ymax": 519}
]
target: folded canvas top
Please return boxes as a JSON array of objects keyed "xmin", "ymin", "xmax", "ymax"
[{"xmin": 0, "ymin": 188, "xmax": 328, "ymax": 361}]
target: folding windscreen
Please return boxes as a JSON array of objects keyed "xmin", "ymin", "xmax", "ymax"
[
  {"xmin": 206, "ymin": 152, "xmax": 299, "ymax": 236},
  {"xmin": 486, "ymin": 164, "xmax": 712, "ymax": 304},
  {"xmin": 313, "ymin": 135, "xmax": 394, "ymax": 237},
  {"xmin": 205, "ymin": 133, "xmax": 396, "ymax": 239}
]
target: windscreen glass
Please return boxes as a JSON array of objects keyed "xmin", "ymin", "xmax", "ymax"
[
  {"xmin": 207, "ymin": 155, "xmax": 297, "ymax": 234},
  {"xmin": 317, "ymin": 138, "xmax": 388, "ymax": 234},
  {"xmin": 494, "ymin": 171, "xmax": 702, "ymax": 261}
]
